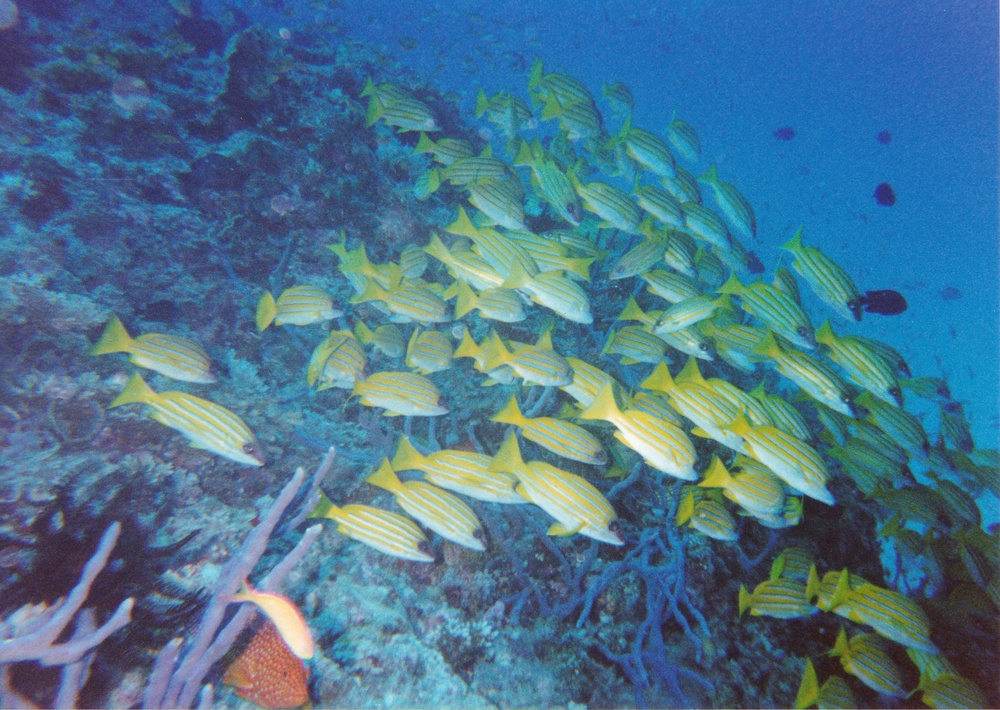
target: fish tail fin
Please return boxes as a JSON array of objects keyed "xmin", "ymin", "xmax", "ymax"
[
  {"xmin": 698, "ymin": 456, "xmax": 732, "ymax": 489},
  {"xmin": 255, "ymin": 291, "xmax": 277, "ymax": 331},
  {"xmin": 445, "ymin": 206, "xmax": 481, "ymax": 240},
  {"xmin": 737, "ymin": 585, "xmax": 752, "ymax": 619},
  {"xmin": 109, "ymin": 372, "xmax": 157, "ymax": 408},
  {"xmin": 676, "ymin": 356, "xmax": 707, "ymax": 385},
  {"xmin": 698, "ymin": 163, "xmax": 719, "ymax": 185},
  {"xmin": 349, "ymin": 278, "xmax": 387, "ymax": 306},
  {"xmin": 489, "ymin": 432, "xmax": 524, "ymax": 475},
  {"xmin": 390, "ymin": 435, "xmax": 427, "ymax": 472},
  {"xmin": 513, "ymin": 139, "xmax": 534, "ymax": 167},
  {"xmin": 751, "ymin": 330, "xmax": 782, "ymax": 360},
  {"xmin": 578, "ymin": 382, "xmax": 620, "ymax": 423},
  {"xmin": 490, "ymin": 394, "xmax": 526, "ymax": 427},
  {"xmin": 793, "ymin": 659, "xmax": 820, "ymax": 710},
  {"xmin": 481, "ymin": 332, "xmax": 512, "ymax": 371},
  {"xmin": 364, "ymin": 94, "xmax": 384, "ymax": 127},
  {"xmin": 360, "ymin": 78, "xmax": 377, "ymax": 98},
  {"xmin": 616, "ymin": 296, "xmax": 647, "ymax": 323},
  {"xmin": 676, "ymin": 488, "xmax": 695, "ymax": 525},
  {"xmin": 454, "ymin": 280, "xmax": 480, "ymax": 319},
  {"xmin": 453, "ymin": 329, "xmax": 483, "ymax": 362},
  {"xmin": 527, "ymin": 58, "xmax": 544, "ymax": 93},
  {"xmin": 805, "ymin": 564, "xmax": 821, "ymax": 602},
  {"xmin": 640, "ymin": 361, "xmax": 676, "ymax": 392},
  {"xmin": 423, "ymin": 232, "xmax": 453, "ymax": 266},
  {"xmin": 354, "ymin": 319, "xmax": 375, "ymax": 346},
  {"xmin": 365, "ymin": 458, "xmax": 403, "ymax": 493},
  {"xmin": 564, "ymin": 256, "xmax": 595, "ymax": 282},
  {"xmin": 780, "ymin": 227, "xmax": 805, "ymax": 253},
  {"xmin": 414, "ymin": 132, "xmax": 436, "ymax": 155},
  {"xmin": 716, "ymin": 272, "xmax": 744, "ymax": 295},
  {"xmin": 815, "ymin": 320, "xmax": 836, "ymax": 345},
  {"xmin": 500, "ymin": 261, "xmax": 533, "ymax": 291},
  {"xmin": 89, "ymin": 315, "xmax": 135, "ymax": 356},
  {"xmin": 474, "ymin": 88, "xmax": 490, "ymax": 117},
  {"xmin": 307, "ymin": 490, "xmax": 340, "ymax": 520},
  {"xmin": 830, "ymin": 627, "xmax": 849, "ymax": 658}
]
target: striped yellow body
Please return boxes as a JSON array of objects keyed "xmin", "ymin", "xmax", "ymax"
[
  {"xmin": 307, "ymin": 330, "xmax": 366, "ymax": 391},
  {"xmin": 739, "ymin": 578, "xmax": 816, "ymax": 619},
  {"xmin": 313, "ymin": 493, "xmax": 433, "ymax": 563},
  {"xmin": 391, "ymin": 436, "xmax": 524, "ymax": 504},
  {"xmin": 781, "ymin": 229, "xmax": 861, "ymax": 321},
  {"xmin": 491, "ymin": 395, "xmax": 606, "ymax": 465},
  {"xmin": 90, "ymin": 316, "xmax": 215, "ymax": 383},
  {"xmin": 352, "ymin": 371, "xmax": 448, "ymax": 416},
  {"xmin": 719, "ymin": 274, "xmax": 815, "ymax": 350},
  {"xmin": 667, "ymin": 118, "xmax": 701, "ymax": 163},
  {"xmin": 405, "ymin": 329, "xmax": 454, "ymax": 374}
]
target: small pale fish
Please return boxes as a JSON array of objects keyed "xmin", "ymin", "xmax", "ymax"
[
  {"xmin": 404, "ymin": 329, "xmax": 454, "ymax": 374},
  {"xmin": 653, "ymin": 294, "xmax": 731, "ymax": 334},
  {"xmin": 501, "ymin": 262, "xmax": 593, "ymax": 324},
  {"xmin": 769, "ymin": 546, "xmax": 815, "ymax": 582},
  {"xmin": 602, "ymin": 81, "xmax": 634, "ymax": 116},
  {"xmin": 413, "ymin": 132, "xmax": 474, "ymax": 165},
  {"xmin": 514, "ymin": 141, "xmax": 583, "ymax": 226},
  {"xmin": 853, "ymin": 335, "xmax": 911, "ymax": 378},
  {"xmin": 661, "ymin": 165, "xmax": 702, "ymax": 204},
  {"xmin": 695, "ymin": 246, "xmax": 728, "ymax": 288},
  {"xmin": 361, "ymin": 78, "xmax": 414, "ymax": 106},
  {"xmin": 661, "ymin": 228, "xmax": 698, "ymax": 277},
  {"xmin": 328, "ymin": 237, "xmax": 401, "ymax": 292},
  {"xmin": 773, "ymin": 267, "xmax": 801, "ymax": 303},
  {"xmin": 724, "ymin": 412, "xmax": 834, "ymax": 505},
  {"xmin": 528, "ymin": 59, "xmax": 595, "ymax": 108},
  {"xmin": 482, "ymin": 331, "xmax": 572, "ymax": 387},
  {"xmin": 351, "ymin": 371, "xmax": 448, "ymax": 416},
  {"xmin": 90, "ymin": 315, "xmax": 215, "ymax": 383},
  {"xmin": 545, "ymin": 95, "xmax": 604, "ymax": 140},
  {"xmin": 602, "ymin": 325, "xmax": 668, "ymax": 365},
  {"xmin": 640, "ymin": 362, "xmax": 744, "ymax": 452},
  {"xmin": 228, "ymin": 580, "xmax": 314, "ymax": 659},
  {"xmin": 781, "ymin": 229, "xmax": 862, "ymax": 321},
  {"xmin": 440, "ymin": 151, "xmax": 513, "ymax": 186},
  {"xmin": 642, "ymin": 269, "xmax": 703, "ymax": 304},
  {"xmin": 354, "ymin": 320, "xmax": 406, "ymax": 358},
  {"xmin": 474, "ymin": 89, "xmax": 533, "ymax": 139},
  {"xmin": 753, "ymin": 331, "xmax": 854, "ymax": 416},
  {"xmin": 453, "ymin": 280, "xmax": 525, "ymax": 323},
  {"xmin": 617, "ymin": 116, "xmax": 676, "ymax": 177},
  {"xmin": 109, "ymin": 373, "xmax": 264, "ymax": 466},
  {"xmin": 351, "ymin": 278, "xmax": 451, "ymax": 324},
  {"xmin": 256, "ymin": 285, "xmax": 340, "ymax": 331},
  {"xmin": 580, "ymin": 382, "xmax": 697, "ymax": 480},
  {"xmin": 830, "ymin": 629, "xmax": 907, "ymax": 698},
  {"xmin": 634, "ymin": 185, "xmax": 686, "ymax": 229},
  {"xmin": 491, "ymin": 394, "xmax": 606, "ymax": 465},
  {"xmin": 856, "ymin": 391, "xmax": 929, "ymax": 455},
  {"xmin": 816, "ymin": 321, "xmax": 902, "ymax": 406},
  {"xmin": 309, "ymin": 491, "xmax": 433, "ymax": 562},
  {"xmin": 307, "ymin": 330, "xmax": 366, "ymax": 390},
  {"xmin": 366, "ymin": 459, "xmax": 485, "ymax": 551},
  {"xmin": 682, "ymin": 201, "xmax": 732, "ymax": 252},
  {"xmin": 467, "ymin": 176, "xmax": 527, "ymax": 230},
  {"xmin": 699, "ymin": 165, "xmax": 756, "ymax": 241},
  {"xmin": 794, "ymin": 659, "xmax": 857, "ymax": 710},
  {"xmin": 700, "ymin": 456, "xmax": 786, "ymax": 518},
  {"xmin": 364, "ymin": 86, "xmax": 438, "ymax": 133},
  {"xmin": 398, "ymin": 244, "xmax": 428, "ymax": 279},
  {"xmin": 569, "ymin": 172, "xmax": 643, "ymax": 234},
  {"xmin": 738, "ymin": 577, "xmax": 816, "ymax": 619},
  {"xmin": 749, "ymin": 382, "xmax": 812, "ymax": 441},
  {"xmin": 667, "ymin": 117, "xmax": 701, "ymax": 164},
  {"xmin": 391, "ymin": 435, "xmax": 524, "ymax": 504},
  {"xmin": 560, "ymin": 357, "xmax": 619, "ymax": 407},
  {"xmin": 657, "ymin": 325, "xmax": 715, "ymax": 361},
  {"xmin": 677, "ymin": 489, "xmax": 738, "ymax": 541},
  {"xmin": 547, "ymin": 229, "xmax": 606, "ymax": 259},
  {"xmin": 915, "ymin": 673, "xmax": 988, "ymax": 709},
  {"xmin": 626, "ymin": 391, "xmax": 685, "ymax": 427},
  {"xmin": 718, "ymin": 273, "xmax": 816, "ymax": 349},
  {"xmin": 490, "ymin": 434, "xmax": 623, "ymax": 545},
  {"xmin": 608, "ymin": 237, "xmax": 666, "ymax": 280},
  {"xmin": 753, "ymin": 496, "xmax": 804, "ymax": 529}
]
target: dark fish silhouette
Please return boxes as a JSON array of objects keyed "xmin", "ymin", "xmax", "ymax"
[
  {"xmin": 773, "ymin": 126, "xmax": 795, "ymax": 141},
  {"xmin": 859, "ymin": 289, "xmax": 907, "ymax": 315},
  {"xmin": 877, "ymin": 130, "xmax": 892, "ymax": 145},
  {"xmin": 874, "ymin": 182, "xmax": 895, "ymax": 206},
  {"xmin": 939, "ymin": 286, "xmax": 962, "ymax": 301}
]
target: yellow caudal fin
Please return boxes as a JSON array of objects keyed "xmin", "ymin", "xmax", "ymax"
[
  {"xmin": 255, "ymin": 291, "xmax": 277, "ymax": 332},
  {"xmin": 698, "ymin": 163, "xmax": 719, "ymax": 186},
  {"xmin": 751, "ymin": 330, "xmax": 783, "ymax": 360},
  {"xmin": 453, "ymin": 329, "xmax": 484, "ymax": 362},
  {"xmin": 354, "ymin": 319, "xmax": 375, "ymax": 346},
  {"xmin": 364, "ymin": 458, "xmax": 404, "ymax": 493},
  {"xmin": 716, "ymin": 272, "xmax": 744, "ymax": 296},
  {"xmin": 698, "ymin": 456, "xmax": 732, "ymax": 489},
  {"xmin": 453, "ymin": 280, "xmax": 480, "ymax": 319},
  {"xmin": 474, "ymin": 88, "xmax": 490, "ymax": 117},
  {"xmin": 513, "ymin": 138, "xmax": 535, "ymax": 167},
  {"xmin": 563, "ymin": 256, "xmax": 595, "ymax": 282},
  {"xmin": 414, "ymin": 132, "xmax": 437, "ymax": 155},
  {"xmin": 676, "ymin": 357, "xmax": 707, "ymax": 386},
  {"xmin": 616, "ymin": 296, "xmax": 647, "ymax": 323},
  {"xmin": 578, "ymin": 382, "xmax": 621, "ymax": 423},
  {"xmin": 89, "ymin": 315, "xmax": 135, "ymax": 355},
  {"xmin": 793, "ymin": 659, "xmax": 820, "ymax": 710},
  {"xmin": 109, "ymin": 372, "xmax": 157, "ymax": 408},
  {"xmin": 805, "ymin": 564, "xmax": 821, "ymax": 602},
  {"xmin": 814, "ymin": 320, "xmax": 836, "ymax": 346},
  {"xmin": 639, "ymin": 361, "xmax": 675, "ymax": 393},
  {"xmin": 830, "ymin": 627, "xmax": 849, "ymax": 658},
  {"xmin": 676, "ymin": 487, "xmax": 695, "ymax": 525},
  {"xmin": 737, "ymin": 584, "xmax": 752, "ymax": 619},
  {"xmin": 364, "ymin": 94, "xmax": 384, "ymax": 127},
  {"xmin": 481, "ymin": 331, "xmax": 513, "ymax": 372},
  {"xmin": 307, "ymin": 490, "xmax": 340, "ymax": 520},
  {"xmin": 423, "ymin": 232, "xmax": 454, "ymax": 266},
  {"xmin": 445, "ymin": 206, "xmax": 481, "ymax": 240},
  {"xmin": 349, "ymin": 277, "xmax": 388, "ymax": 306},
  {"xmin": 490, "ymin": 394, "xmax": 526, "ymax": 427},
  {"xmin": 488, "ymin": 431, "xmax": 525, "ymax": 475},
  {"xmin": 390, "ymin": 435, "xmax": 428, "ymax": 472},
  {"xmin": 780, "ymin": 227, "xmax": 805, "ymax": 254},
  {"xmin": 499, "ymin": 261, "xmax": 533, "ymax": 291}
]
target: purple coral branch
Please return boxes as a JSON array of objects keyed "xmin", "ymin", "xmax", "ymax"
[{"xmin": 0, "ymin": 522, "xmax": 134, "ymax": 666}]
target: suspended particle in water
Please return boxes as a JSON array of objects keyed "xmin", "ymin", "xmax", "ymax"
[{"xmin": 112, "ymin": 76, "xmax": 151, "ymax": 113}]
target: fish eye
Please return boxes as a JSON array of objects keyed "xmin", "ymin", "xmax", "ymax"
[
  {"xmin": 243, "ymin": 443, "xmax": 257, "ymax": 454},
  {"xmin": 890, "ymin": 387, "xmax": 902, "ymax": 402},
  {"xmin": 473, "ymin": 529, "xmax": 485, "ymax": 541},
  {"xmin": 797, "ymin": 326, "xmax": 810, "ymax": 337},
  {"xmin": 699, "ymin": 342, "xmax": 711, "ymax": 352},
  {"xmin": 840, "ymin": 394, "xmax": 852, "ymax": 406},
  {"xmin": 608, "ymin": 520, "xmax": 622, "ymax": 534}
]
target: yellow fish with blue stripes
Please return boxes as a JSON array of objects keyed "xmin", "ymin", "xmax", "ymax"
[
  {"xmin": 256, "ymin": 285, "xmax": 341, "ymax": 331},
  {"xmin": 309, "ymin": 490, "xmax": 433, "ymax": 562},
  {"xmin": 109, "ymin": 372, "xmax": 264, "ymax": 466},
  {"xmin": 90, "ymin": 315, "xmax": 215, "ymax": 383},
  {"xmin": 491, "ymin": 394, "xmax": 606, "ymax": 465},
  {"xmin": 351, "ymin": 371, "xmax": 448, "ymax": 416},
  {"xmin": 391, "ymin": 435, "xmax": 524, "ymax": 504}
]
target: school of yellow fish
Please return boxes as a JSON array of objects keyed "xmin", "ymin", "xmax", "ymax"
[{"xmin": 90, "ymin": 59, "xmax": 996, "ymax": 707}]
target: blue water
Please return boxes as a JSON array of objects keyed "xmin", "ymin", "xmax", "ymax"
[{"xmin": 0, "ymin": 0, "xmax": 997, "ymax": 707}]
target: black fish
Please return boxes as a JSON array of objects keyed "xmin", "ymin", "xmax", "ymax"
[
  {"xmin": 874, "ymin": 182, "xmax": 895, "ymax": 206},
  {"xmin": 859, "ymin": 289, "xmax": 907, "ymax": 315},
  {"xmin": 773, "ymin": 126, "xmax": 795, "ymax": 141},
  {"xmin": 939, "ymin": 286, "xmax": 962, "ymax": 301},
  {"xmin": 877, "ymin": 130, "xmax": 892, "ymax": 145}
]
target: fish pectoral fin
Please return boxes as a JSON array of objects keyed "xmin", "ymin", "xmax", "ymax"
[{"xmin": 547, "ymin": 521, "xmax": 583, "ymax": 537}]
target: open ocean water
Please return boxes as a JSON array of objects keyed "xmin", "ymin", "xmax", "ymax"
[{"xmin": 0, "ymin": 0, "xmax": 997, "ymax": 708}]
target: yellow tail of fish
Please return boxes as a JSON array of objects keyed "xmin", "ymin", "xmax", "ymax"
[
  {"xmin": 89, "ymin": 315, "xmax": 135, "ymax": 355},
  {"xmin": 108, "ymin": 372, "xmax": 158, "ymax": 408},
  {"xmin": 490, "ymin": 394, "xmax": 526, "ymax": 427},
  {"xmin": 390, "ymin": 435, "xmax": 428, "ymax": 472},
  {"xmin": 365, "ymin": 458, "xmax": 404, "ymax": 493},
  {"xmin": 255, "ymin": 291, "xmax": 277, "ymax": 332}
]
